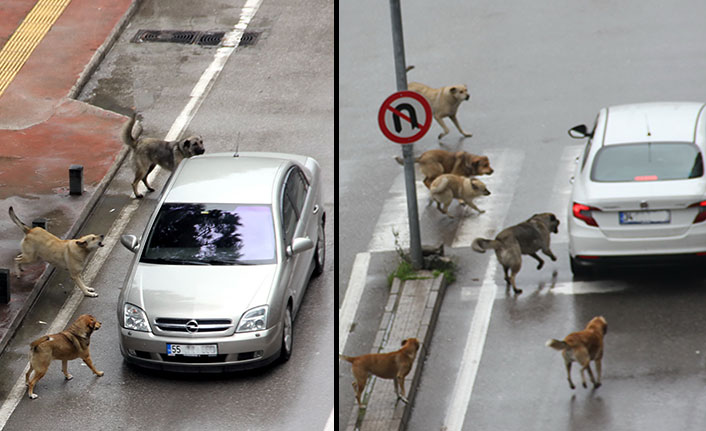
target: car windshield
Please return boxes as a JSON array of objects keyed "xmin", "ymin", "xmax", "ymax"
[
  {"xmin": 591, "ymin": 142, "xmax": 703, "ymax": 182},
  {"xmin": 140, "ymin": 203, "xmax": 276, "ymax": 265}
]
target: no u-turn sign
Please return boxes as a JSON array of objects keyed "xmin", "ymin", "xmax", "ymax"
[{"xmin": 378, "ymin": 90, "xmax": 432, "ymax": 144}]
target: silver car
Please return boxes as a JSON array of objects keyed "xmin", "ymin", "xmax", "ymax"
[{"xmin": 118, "ymin": 151, "xmax": 325, "ymax": 372}]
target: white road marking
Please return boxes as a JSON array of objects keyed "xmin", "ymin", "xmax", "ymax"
[
  {"xmin": 338, "ymin": 252, "xmax": 371, "ymax": 353},
  {"xmin": 0, "ymin": 1, "xmax": 264, "ymax": 428},
  {"xmin": 442, "ymin": 256, "xmax": 498, "ymax": 431}
]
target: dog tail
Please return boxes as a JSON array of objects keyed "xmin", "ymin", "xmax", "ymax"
[
  {"xmin": 471, "ymin": 237, "xmax": 500, "ymax": 253},
  {"xmin": 339, "ymin": 354, "xmax": 355, "ymax": 363},
  {"xmin": 394, "ymin": 155, "xmax": 422, "ymax": 166},
  {"xmin": 121, "ymin": 111, "xmax": 142, "ymax": 149},
  {"xmin": 546, "ymin": 339, "xmax": 569, "ymax": 351},
  {"xmin": 429, "ymin": 176, "xmax": 449, "ymax": 194},
  {"xmin": 8, "ymin": 206, "xmax": 31, "ymax": 234},
  {"xmin": 29, "ymin": 335, "xmax": 51, "ymax": 351}
]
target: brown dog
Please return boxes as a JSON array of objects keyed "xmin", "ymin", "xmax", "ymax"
[
  {"xmin": 429, "ymin": 174, "xmax": 490, "ymax": 217},
  {"xmin": 26, "ymin": 314, "xmax": 104, "ymax": 399},
  {"xmin": 472, "ymin": 212, "xmax": 559, "ymax": 294},
  {"xmin": 340, "ymin": 338, "xmax": 420, "ymax": 406},
  {"xmin": 9, "ymin": 207, "xmax": 104, "ymax": 297},
  {"xmin": 395, "ymin": 149, "xmax": 494, "ymax": 188},
  {"xmin": 546, "ymin": 316, "xmax": 607, "ymax": 390}
]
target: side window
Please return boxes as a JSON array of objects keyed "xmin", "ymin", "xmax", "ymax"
[{"xmin": 281, "ymin": 167, "xmax": 309, "ymax": 245}]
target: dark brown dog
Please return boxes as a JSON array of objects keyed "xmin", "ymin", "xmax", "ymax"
[
  {"xmin": 395, "ymin": 149, "xmax": 494, "ymax": 188},
  {"xmin": 472, "ymin": 212, "xmax": 559, "ymax": 294},
  {"xmin": 340, "ymin": 338, "xmax": 420, "ymax": 406},
  {"xmin": 547, "ymin": 316, "xmax": 607, "ymax": 390},
  {"xmin": 25, "ymin": 314, "xmax": 104, "ymax": 399}
]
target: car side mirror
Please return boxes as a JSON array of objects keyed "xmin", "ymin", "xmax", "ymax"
[
  {"xmin": 286, "ymin": 237, "xmax": 314, "ymax": 257},
  {"xmin": 120, "ymin": 234, "xmax": 140, "ymax": 253},
  {"xmin": 568, "ymin": 124, "xmax": 591, "ymax": 139}
]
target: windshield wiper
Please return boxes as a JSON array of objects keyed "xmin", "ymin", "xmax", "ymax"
[{"xmin": 141, "ymin": 257, "xmax": 210, "ymax": 265}]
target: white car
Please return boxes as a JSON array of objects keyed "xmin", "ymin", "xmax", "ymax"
[{"xmin": 567, "ymin": 102, "xmax": 706, "ymax": 276}]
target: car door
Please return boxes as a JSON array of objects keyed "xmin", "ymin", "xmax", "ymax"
[{"xmin": 281, "ymin": 165, "xmax": 315, "ymax": 313}]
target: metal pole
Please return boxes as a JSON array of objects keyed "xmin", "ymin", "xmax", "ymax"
[{"xmin": 389, "ymin": 0, "xmax": 423, "ymax": 269}]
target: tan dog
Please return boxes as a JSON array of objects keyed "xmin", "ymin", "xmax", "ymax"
[
  {"xmin": 406, "ymin": 66, "xmax": 472, "ymax": 139},
  {"xmin": 9, "ymin": 207, "xmax": 104, "ymax": 297},
  {"xmin": 395, "ymin": 149, "xmax": 494, "ymax": 188},
  {"xmin": 122, "ymin": 113, "xmax": 205, "ymax": 198},
  {"xmin": 472, "ymin": 213, "xmax": 559, "ymax": 294},
  {"xmin": 340, "ymin": 338, "xmax": 420, "ymax": 406},
  {"xmin": 26, "ymin": 314, "xmax": 104, "ymax": 399},
  {"xmin": 429, "ymin": 174, "xmax": 490, "ymax": 217},
  {"xmin": 547, "ymin": 316, "xmax": 607, "ymax": 390}
]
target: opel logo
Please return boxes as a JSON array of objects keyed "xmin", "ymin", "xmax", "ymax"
[{"xmin": 185, "ymin": 320, "xmax": 199, "ymax": 333}]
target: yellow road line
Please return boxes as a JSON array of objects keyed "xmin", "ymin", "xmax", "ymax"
[{"xmin": 0, "ymin": 0, "xmax": 72, "ymax": 98}]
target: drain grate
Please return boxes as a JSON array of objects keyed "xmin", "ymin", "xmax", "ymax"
[
  {"xmin": 132, "ymin": 30, "xmax": 226, "ymax": 46},
  {"xmin": 239, "ymin": 32, "xmax": 260, "ymax": 47},
  {"xmin": 196, "ymin": 32, "xmax": 226, "ymax": 46}
]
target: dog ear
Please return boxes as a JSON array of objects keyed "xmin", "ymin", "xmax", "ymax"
[
  {"xmin": 401, "ymin": 338, "xmax": 408, "ymax": 346},
  {"xmin": 182, "ymin": 139, "xmax": 191, "ymax": 148},
  {"xmin": 76, "ymin": 240, "xmax": 87, "ymax": 247},
  {"xmin": 449, "ymin": 87, "xmax": 457, "ymax": 94}
]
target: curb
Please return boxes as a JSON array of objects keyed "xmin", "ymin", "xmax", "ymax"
[{"xmin": 344, "ymin": 271, "xmax": 448, "ymax": 431}]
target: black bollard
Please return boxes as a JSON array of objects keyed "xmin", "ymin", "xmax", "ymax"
[
  {"xmin": 0, "ymin": 269, "xmax": 9, "ymax": 304},
  {"xmin": 69, "ymin": 164, "xmax": 83, "ymax": 195}
]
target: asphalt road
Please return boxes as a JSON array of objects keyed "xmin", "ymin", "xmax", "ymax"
[
  {"xmin": 0, "ymin": 0, "xmax": 333, "ymax": 430},
  {"xmin": 339, "ymin": 1, "xmax": 706, "ymax": 430}
]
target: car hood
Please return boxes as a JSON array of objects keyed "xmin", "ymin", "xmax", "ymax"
[
  {"xmin": 126, "ymin": 263, "xmax": 277, "ymax": 320},
  {"xmin": 574, "ymin": 179, "xmax": 706, "ymax": 210}
]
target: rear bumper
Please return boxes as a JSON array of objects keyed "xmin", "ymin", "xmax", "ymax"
[{"xmin": 571, "ymin": 252, "xmax": 706, "ymax": 269}]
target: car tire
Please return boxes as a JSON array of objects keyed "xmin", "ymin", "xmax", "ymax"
[
  {"xmin": 312, "ymin": 216, "xmax": 325, "ymax": 277},
  {"xmin": 278, "ymin": 305, "xmax": 293, "ymax": 363},
  {"xmin": 570, "ymin": 256, "xmax": 592, "ymax": 278}
]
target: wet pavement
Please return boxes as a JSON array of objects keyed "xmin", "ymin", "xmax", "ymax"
[{"xmin": 0, "ymin": 0, "xmax": 137, "ymax": 353}]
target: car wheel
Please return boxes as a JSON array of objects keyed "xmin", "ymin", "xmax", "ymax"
[
  {"xmin": 312, "ymin": 217, "xmax": 325, "ymax": 277},
  {"xmin": 279, "ymin": 305, "xmax": 293, "ymax": 363},
  {"xmin": 570, "ymin": 256, "xmax": 592, "ymax": 278}
]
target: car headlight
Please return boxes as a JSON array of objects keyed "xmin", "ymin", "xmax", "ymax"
[
  {"xmin": 236, "ymin": 306, "xmax": 268, "ymax": 333},
  {"xmin": 123, "ymin": 303, "xmax": 151, "ymax": 332}
]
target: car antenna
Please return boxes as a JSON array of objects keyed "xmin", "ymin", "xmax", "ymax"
[{"xmin": 234, "ymin": 132, "xmax": 241, "ymax": 158}]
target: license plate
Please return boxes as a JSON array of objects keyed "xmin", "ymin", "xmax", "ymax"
[
  {"xmin": 619, "ymin": 210, "xmax": 670, "ymax": 225},
  {"xmin": 166, "ymin": 344, "xmax": 218, "ymax": 356}
]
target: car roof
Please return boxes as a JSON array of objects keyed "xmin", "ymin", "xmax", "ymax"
[
  {"xmin": 164, "ymin": 152, "xmax": 300, "ymax": 204},
  {"xmin": 604, "ymin": 102, "xmax": 706, "ymax": 145}
]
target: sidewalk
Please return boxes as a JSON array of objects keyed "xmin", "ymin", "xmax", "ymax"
[
  {"xmin": 0, "ymin": 0, "xmax": 139, "ymax": 353},
  {"xmin": 342, "ymin": 268, "xmax": 448, "ymax": 431}
]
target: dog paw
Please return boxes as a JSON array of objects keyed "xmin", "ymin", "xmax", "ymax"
[
  {"xmin": 536, "ymin": 262, "xmax": 544, "ymax": 270},
  {"xmin": 134, "ymin": 194, "xmax": 144, "ymax": 199},
  {"xmin": 582, "ymin": 382, "xmax": 588, "ymax": 389},
  {"xmin": 463, "ymin": 133, "xmax": 473, "ymax": 138},
  {"xmin": 29, "ymin": 393, "xmax": 38, "ymax": 399},
  {"xmin": 65, "ymin": 374, "xmax": 73, "ymax": 381},
  {"xmin": 96, "ymin": 371, "xmax": 104, "ymax": 377},
  {"xmin": 84, "ymin": 291, "xmax": 99, "ymax": 298},
  {"xmin": 513, "ymin": 288, "xmax": 523, "ymax": 294},
  {"xmin": 593, "ymin": 382, "xmax": 601, "ymax": 389},
  {"xmin": 397, "ymin": 395, "xmax": 410, "ymax": 405}
]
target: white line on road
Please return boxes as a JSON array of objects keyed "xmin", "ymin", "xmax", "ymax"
[
  {"xmin": 442, "ymin": 257, "xmax": 498, "ymax": 431},
  {"xmin": 0, "ymin": 1, "xmax": 263, "ymax": 428},
  {"xmin": 338, "ymin": 251, "xmax": 371, "ymax": 353}
]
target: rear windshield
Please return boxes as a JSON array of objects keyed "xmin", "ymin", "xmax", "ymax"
[
  {"xmin": 591, "ymin": 142, "xmax": 703, "ymax": 182},
  {"xmin": 141, "ymin": 203, "xmax": 276, "ymax": 265}
]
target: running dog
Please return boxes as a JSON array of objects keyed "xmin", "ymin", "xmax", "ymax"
[
  {"xmin": 429, "ymin": 174, "xmax": 490, "ymax": 217},
  {"xmin": 395, "ymin": 149, "xmax": 493, "ymax": 188},
  {"xmin": 122, "ymin": 113, "xmax": 205, "ymax": 198},
  {"xmin": 340, "ymin": 338, "xmax": 420, "ymax": 407},
  {"xmin": 471, "ymin": 212, "xmax": 559, "ymax": 294},
  {"xmin": 406, "ymin": 65, "xmax": 472, "ymax": 139},
  {"xmin": 25, "ymin": 314, "xmax": 104, "ymax": 399},
  {"xmin": 9, "ymin": 207, "xmax": 104, "ymax": 297},
  {"xmin": 546, "ymin": 316, "xmax": 607, "ymax": 390}
]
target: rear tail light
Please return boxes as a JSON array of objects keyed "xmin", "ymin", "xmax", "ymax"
[
  {"xmin": 572, "ymin": 202, "xmax": 600, "ymax": 227},
  {"xmin": 689, "ymin": 200, "xmax": 706, "ymax": 223}
]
